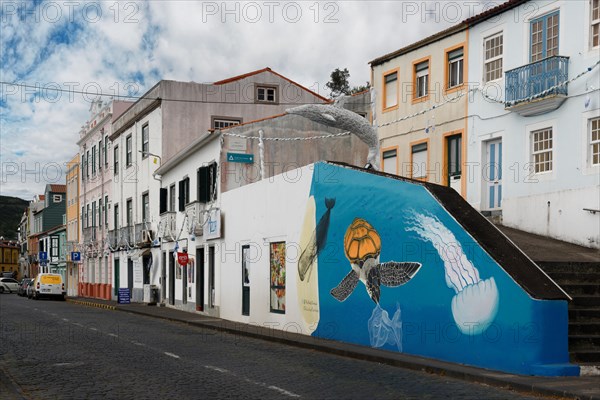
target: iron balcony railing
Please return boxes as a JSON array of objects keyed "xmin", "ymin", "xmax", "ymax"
[
  {"xmin": 83, "ymin": 227, "xmax": 97, "ymax": 243},
  {"xmin": 107, "ymin": 230, "xmax": 118, "ymax": 248},
  {"xmin": 160, "ymin": 212, "xmax": 177, "ymax": 241},
  {"xmin": 505, "ymin": 56, "xmax": 569, "ymax": 106},
  {"xmin": 119, "ymin": 226, "xmax": 133, "ymax": 245}
]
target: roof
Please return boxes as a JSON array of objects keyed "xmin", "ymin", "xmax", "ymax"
[
  {"xmin": 49, "ymin": 184, "xmax": 66, "ymax": 193},
  {"xmin": 214, "ymin": 67, "xmax": 330, "ymax": 103},
  {"xmin": 369, "ymin": 0, "xmax": 527, "ymax": 67}
]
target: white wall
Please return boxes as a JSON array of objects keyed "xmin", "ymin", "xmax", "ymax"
[
  {"xmin": 219, "ymin": 165, "xmax": 314, "ymax": 329},
  {"xmin": 466, "ymin": 0, "xmax": 600, "ymax": 248}
]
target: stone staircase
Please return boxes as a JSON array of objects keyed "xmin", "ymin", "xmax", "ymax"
[{"xmin": 538, "ymin": 262, "xmax": 600, "ymax": 364}]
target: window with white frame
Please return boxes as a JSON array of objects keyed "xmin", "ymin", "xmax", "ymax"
[
  {"xmin": 98, "ymin": 140, "xmax": 102, "ymax": 170},
  {"xmin": 590, "ymin": 117, "xmax": 600, "ymax": 166},
  {"xmin": 53, "ymin": 194, "xmax": 62, "ymax": 203},
  {"xmin": 415, "ymin": 61, "xmax": 429, "ymax": 99},
  {"xmin": 92, "ymin": 145, "xmax": 96, "ymax": 175},
  {"xmin": 126, "ymin": 135, "xmax": 132, "ymax": 167},
  {"xmin": 411, "ymin": 142, "xmax": 428, "ymax": 179},
  {"xmin": 382, "ymin": 149, "xmax": 397, "ymax": 174},
  {"xmin": 113, "ymin": 145, "xmax": 119, "ymax": 175},
  {"xmin": 384, "ymin": 71, "xmax": 398, "ymax": 109},
  {"xmin": 592, "ymin": 0, "xmax": 600, "ymax": 48},
  {"xmin": 484, "ymin": 33, "xmax": 503, "ymax": 83},
  {"xmin": 141, "ymin": 124, "xmax": 149, "ymax": 157},
  {"xmin": 213, "ymin": 118, "xmax": 241, "ymax": 129},
  {"xmin": 531, "ymin": 127, "xmax": 553, "ymax": 173},
  {"xmin": 447, "ymin": 48, "xmax": 464, "ymax": 88},
  {"xmin": 256, "ymin": 86, "xmax": 277, "ymax": 103}
]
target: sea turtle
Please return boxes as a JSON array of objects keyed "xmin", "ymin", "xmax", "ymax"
[{"xmin": 330, "ymin": 218, "xmax": 422, "ymax": 304}]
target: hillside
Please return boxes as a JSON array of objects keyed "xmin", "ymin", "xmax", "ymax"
[{"xmin": 0, "ymin": 196, "xmax": 28, "ymax": 240}]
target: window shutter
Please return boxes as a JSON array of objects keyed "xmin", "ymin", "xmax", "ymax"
[
  {"xmin": 159, "ymin": 188, "xmax": 168, "ymax": 214},
  {"xmin": 198, "ymin": 167, "xmax": 208, "ymax": 203},
  {"xmin": 178, "ymin": 180, "xmax": 185, "ymax": 211}
]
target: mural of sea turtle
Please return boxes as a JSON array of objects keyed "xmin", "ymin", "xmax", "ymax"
[{"xmin": 331, "ymin": 218, "xmax": 422, "ymax": 304}]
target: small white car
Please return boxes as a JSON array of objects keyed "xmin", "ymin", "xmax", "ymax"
[
  {"xmin": 31, "ymin": 273, "xmax": 66, "ymax": 300},
  {"xmin": 0, "ymin": 277, "xmax": 20, "ymax": 293}
]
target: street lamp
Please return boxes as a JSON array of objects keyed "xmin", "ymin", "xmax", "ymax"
[{"xmin": 139, "ymin": 151, "xmax": 162, "ymax": 182}]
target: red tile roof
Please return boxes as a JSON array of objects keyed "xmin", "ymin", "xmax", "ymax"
[{"xmin": 49, "ymin": 184, "xmax": 66, "ymax": 193}]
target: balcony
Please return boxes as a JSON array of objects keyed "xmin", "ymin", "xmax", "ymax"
[
  {"xmin": 119, "ymin": 226, "xmax": 133, "ymax": 246},
  {"xmin": 107, "ymin": 230, "xmax": 118, "ymax": 248},
  {"xmin": 505, "ymin": 56, "xmax": 569, "ymax": 117},
  {"xmin": 185, "ymin": 201, "xmax": 205, "ymax": 236},
  {"xmin": 160, "ymin": 212, "xmax": 177, "ymax": 242},
  {"xmin": 83, "ymin": 227, "xmax": 97, "ymax": 243},
  {"xmin": 134, "ymin": 223, "xmax": 154, "ymax": 245}
]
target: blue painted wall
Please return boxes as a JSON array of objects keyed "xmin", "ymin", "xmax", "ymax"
[{"xmin": 307, "ymin": 163, "xmax": 575, "ymax": 376}]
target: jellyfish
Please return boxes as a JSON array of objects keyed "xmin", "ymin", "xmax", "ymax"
[
  {"xmin": 368, "ymin": 303, "xmax": 403, "ymax": 352},
  {"xmin": 406, "ymin": 211, "xmax": 499, "ymax": 336}
]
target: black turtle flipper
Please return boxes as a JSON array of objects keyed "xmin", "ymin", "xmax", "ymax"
[
  {"xmin": 366, "ymin": 267, "xmax": 381, "ymax": 304},
  {"xmin": 330, "ymin": 270, "xmax": 359, "ymax": 302},
  {"xmin": 378, "ymin": 262, "xmax": 422, "ymax": 287}
]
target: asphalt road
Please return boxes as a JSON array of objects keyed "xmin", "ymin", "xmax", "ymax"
[{"xmin": 1, "ymin": 293, "xmax": 547, "ymax": 399}]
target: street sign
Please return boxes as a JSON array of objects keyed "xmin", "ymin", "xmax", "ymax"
[
  {"xmin": 177, "ymin": 252, "xmax": 189, "ymax": 266},
  {"xmin": 227, "ymin": 152, "xmax": 254, "ymax": 164},
  {"xmin": 39, "ymin": 251, "xmax": 48, "ymax": 261},
  {"xmin": 71, "ymin": 252, "xmax": 81, "ymax": 262},
  {"xmin": 118, "ymin": 288, "xmax": 131, "ymax": 304},
  {"xmin": 39, "ymin": 261, "xmax": 48, "ymax": 267}
]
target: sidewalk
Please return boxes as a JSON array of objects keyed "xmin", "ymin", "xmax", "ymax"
[{"xmin": 67, "ymin": 297, "xmax": 600, "ymax": 400}]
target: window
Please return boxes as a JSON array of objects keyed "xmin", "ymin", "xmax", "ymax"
[
  {"xmin": 592, "ymin": 0, "xmax": 600, "ymax": 48},
  {"xmin": 141, "ymin": 124, "xmax": 149, "ymax": 157},
  {"xmin": 382, "ymin": 149, "xmax": 397, "ymax": 174},
  {"xmin": 169, "ymin": 184, "xmax": 176, "ymax": 212},
  {"xmin": 104, "ymin": 195, "xmax": 109, "ymax": 226},
  {"xmin": 414, "ymin": 60, "xmax": 429, "ymax": 99},
  {"xmin": 51, "ymin": 236, "xmax": 59, "ymax": 259},
  {"xmin": 159, "ymin": 188, "xmax": 168, "ymax": 214},
  {"xmin": 53, "ymin": 194, "xmax": 62, "ymax": 203},
  {"xmin": 98, "ymin": 140, "xmax": 102, "ymax": 170},
  {"xmin": 126, "ymin": 199, "xmax": 133, "ymax": 226},
  {"xmin": 531, "ymin": 127, "xmax": 553, "ymax": 173},
  {"xmin": 142, "ymin": 192, "xmax": 149, "ymax": 222},
  {"xmin": 411, "ymin": 142, "xmax": 428, "ymax": 180},
  {"xmin": 113, "ymin": 145, "xmax": 119, "ymax": 175},
  {"xmin": 530, "ymin": 11, "xmax": 559, "ymax": 62},
  {"xmin": 212, "ymin": 118, "xmax": 241, "ymax": 130},
  {"xmin": 256, "ymin": 85, "xmax": 277, "ymax": 103},
  {"xmin": 590, "ymin": 117, "xmax": 600, "ymax": 166},
  {"xmin": 92, "ymin": 145, "xmax": 96, "ymax": 175},
  {"xmin": 98, "ymin": 198, "xmax": 103, "ymax": 229},
  {"xmin": 447, "ymin": 47, "xmax": 464, "ymax": 89},
  {"xmin": 104, "ymin": 135, "xmax": 109, "ymax": 166},
  {"xmin": 81, "ymin": 206, "xmax": 85, "ymax": 229},
  {"xmin": 383, "ymin": 70, "xmax": 398, "ymax": 110},
  {"xmin": 198, "ymin": 163, "xmax": 218, "ymax": 203},
  {"xmin": 446, "ymin": 134, "xmax": 462, "ymax": 183},
  {"xmin": 126, "ymin": 135, "xmax": 132, "ymax": 167},
  {"xmin": 484, "ymin": 33, "xmax": 503, "ymax": 82},
  {"xmin": 269, "ymin": 242, "xmax": 286, "ymax": 314},
  {"xmin": 114, "ymin": 204, "xmax": 119, "ymax": 229},
  {"xmin": 86, "ymin": 150, "xmax": 90, "ymax": 177},
  {"xmin": 178, "ymin": 177, "xmax": 190, "ymax": 211},
  {"xmin": 86, "ymin": 204, "xmax": 90, "ymax": 228},
  {"xmin": 92, "ymin": 201, "xmax": 96, "ymax": 228}
]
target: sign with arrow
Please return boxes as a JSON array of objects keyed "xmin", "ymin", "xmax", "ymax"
[{"xmin": 227, "ymin": 152, "xmax": 254, "ymax": 164}]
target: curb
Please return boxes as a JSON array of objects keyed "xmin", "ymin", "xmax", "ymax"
[
  {"xmin": 66, "ymin": 299, "xmax": 116, "ymax": 310},
  {"xmin": 67, "ymin": 299, "xmax": 596, "ymax": 400}
]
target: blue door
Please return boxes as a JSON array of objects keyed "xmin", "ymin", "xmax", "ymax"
[{"xmin": 485, "ymin": 139, "xmax": 502, "ymax": 210}]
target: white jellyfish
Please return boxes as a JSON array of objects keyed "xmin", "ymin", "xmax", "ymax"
[
  {"xmin": 406, "ymin": 211, "xmax": 499, "ymax": 336},
  {"xmin": 368, "ymin": 303, "xmax": 403, "ymax": 352}
]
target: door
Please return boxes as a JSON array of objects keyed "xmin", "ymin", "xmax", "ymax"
[
  {"xmin": 114, "ymin": 258, "xmax": 120, "ymax": 297},
  {"xmin": 182, "ymin": 263, "xmax": 187, "ymax": 305},
  {"xmin": 196, "ymin": 248, "xmax": 204, "ymax": 311},
  {"xmin": 168, "ymin": 251, "xmax": 175, "ymax": 305},
  {"xmin": 208, "ymin": 246, "xmax": 215, "ymax": 309},
  {"xmin": 242, "ymin": 245, "xmax": 250, "ymax": 316},
  {"xmin": 161, "ymin": 252, "xmax": 166, "ymax": 302},
  {"xmin": 446, "ymin": 134, "xmax": 462, "ymax": 193},
  {"xmin": 484, "ymin": 139, "xmax": 502, "ymax": 210}
]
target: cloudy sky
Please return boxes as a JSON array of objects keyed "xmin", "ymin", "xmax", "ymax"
[{"xmin": 0, "ymin": 0, "xmax": 502, "ymax": 200}]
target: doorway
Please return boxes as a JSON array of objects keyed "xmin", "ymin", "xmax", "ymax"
[
  {"xmin": 484, "ymin": 139, "xmax": 503, "ymax": 210},
  {"xmin": 161, "ymin": 252, "xmax": 166, "ymax": 302},
  {"xmin": 208, "ymin": 246, "xmax": 215, "ymax": 309},
  {"xmin": 242, "ymin": 245, "xmax": 250, "ymax": 316},
  {"xmin": 196, "ymin": 248, "xmax": 204, "ymax": 311},
  {"xmin": 114, "ymin": 258, "xmax": 120, "ymax": 297},
  {"xmin": 168, "ymin": 251, "xmax": 175, "ymax": 305}
]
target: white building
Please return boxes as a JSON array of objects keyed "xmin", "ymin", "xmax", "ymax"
[{"xmin": 465, "ymin": 0, "xmax": 600, "ymax": 248}]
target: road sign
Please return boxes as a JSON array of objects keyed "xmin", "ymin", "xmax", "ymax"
[
  {"xmin": 177, "ymin": 252, "xmax": 189, "ymax": 266},
  {"xmin": 39, "ymin": 261, "xmax": 48, "ymax": 267},
  {"xmin": 39, "ymin": 251, "xmax": 48, "ymax": 261},
  {"xmin": 118, "ymin": 288, "xmax": 131, "ymax": 304},
  {"xmin": 227, "ymin": 152, "xmax": 254, "ymax": 164},
  {"xmin": 71, "ymin": 252, "xmax": 81, "ymax": 262}
]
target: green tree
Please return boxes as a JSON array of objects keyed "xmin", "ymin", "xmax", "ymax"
[{"xmin": 325, "ymin": 68, "xmax": 351, "ymax": 97}]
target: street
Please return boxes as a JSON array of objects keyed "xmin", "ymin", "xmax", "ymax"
[{"xmin": 1, "ymin": 294, "xmax": 545, "ymax": 399}]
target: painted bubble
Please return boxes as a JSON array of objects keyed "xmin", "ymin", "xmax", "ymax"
[{"xmin": 406, "ymin": 211, "xmax": 499, "ymax": 335}]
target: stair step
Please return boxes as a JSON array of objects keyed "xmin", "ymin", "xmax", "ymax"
[
  {"xmin": 561, "ymin": 284, "xmax": 600, "ymax": 296},
  {"xmin": 539, "ymin": 262, "xmax": 600, "ymax": 274},
  {"xmin": 570, "ymin": 322, "xmax": 600, "ymax": 335},
  {"xmin": 546, "ymin": 272, "xmax": 600, "ymax": 284},
  {"xmin": 569, "ymin": 335, "xmax": 600, "ymax": 350},
  {"xmin": 569, "ymin": 308, "xmax": 600, "ymax": 321},
  {"xmin": 571, "ymin": 351, "xmax": 600, "ymax": 363},
  {"xmin": 572, "ymin": 296, "xmax": 600, "ymax": 307}
]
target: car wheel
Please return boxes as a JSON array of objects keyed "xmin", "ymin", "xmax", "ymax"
[{"xmin": 0, "ymin": 287, "xmax": 4, "ymax": 294}]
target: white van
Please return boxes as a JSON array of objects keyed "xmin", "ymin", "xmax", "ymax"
[{"xmin": 32, "ymin": 273, "xmax": 66, "ymax": 300}]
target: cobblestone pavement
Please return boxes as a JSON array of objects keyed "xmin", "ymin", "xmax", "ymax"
[{"xmin": 1, "ymin": 294, "xmax": 549, "ymax": 399}]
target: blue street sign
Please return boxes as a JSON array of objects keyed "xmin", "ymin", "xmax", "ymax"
[
  {"xmin": 39, "ymin": 261, "xmax": 47, "ymax": 267},
  {"xmin": 118, "ymin": 288, "xmax": 131, "ymax": 304},
  {"xmin": 71, "ymin": 252, "xmax": 81, "ymax": 262},
  {"xmin": 227, "ymin": 152, "xmax": 254, "ymax": 164},
  {"xmin": 39, "ymin": 251, "xmax": 48, "ymax": 261}
]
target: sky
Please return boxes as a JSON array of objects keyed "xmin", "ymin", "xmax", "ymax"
[{"xmin": 0, "ymin": 0, "xmax": 503, "ymax": 200}]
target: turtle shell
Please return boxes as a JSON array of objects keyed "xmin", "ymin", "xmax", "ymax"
[{"xmin": 343, "ymin": 218, "xmax": 381, "ymax": 264}]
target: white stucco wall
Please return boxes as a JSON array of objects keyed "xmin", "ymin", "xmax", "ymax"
[{"xmin": 466, "ymin": 0, "xmax": 600, "ymax": 248}]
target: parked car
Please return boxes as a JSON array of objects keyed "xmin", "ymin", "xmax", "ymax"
[
  {"xmin": 0, "ymin": 277, "xmax": 20, "ymax": 293},
  {"xmin": 30, "ymin": 273, "xmax": 66, "ymax": 300},
  {"xmin": 27, "ymin": 281, "xmax": 36, "ymax": 299},
  {"xmin": 17, "ymin": 278, "xmax": 33, "ymax": 296}
]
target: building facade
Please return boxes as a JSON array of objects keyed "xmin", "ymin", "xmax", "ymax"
[{"xmin": 66, "ymin": 154, "xmax": 80, "ymax": 296}]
